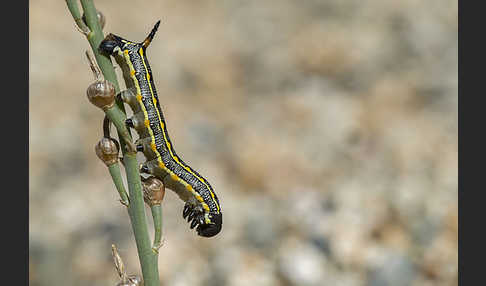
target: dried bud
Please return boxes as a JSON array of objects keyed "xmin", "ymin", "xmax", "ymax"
[
  {"xmin": 112, "ymin": 243, "xmax": 142, "ymax": 286},
  {"xmin": 128, "ymin": 275, "xmax": 142, "ymax": 286},
  {"xmin": 82, "ymin": 10, "xmax": 106, "ymax": 29},
  {"xmin": 142, "ymin": 176, "xmax": 165, "ymax": 206},
  {"xmin": 87, "ymin": 79, "xmax": 116, "ymax": 110},
  {"xmin": 95, "ymin": 137, "xmax": 119, "ymax": 166},
  {"xmin": 116, "ymin": 275, "xmax": 142, "ymax": 286}
]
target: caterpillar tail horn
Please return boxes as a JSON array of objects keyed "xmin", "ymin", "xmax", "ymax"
[{"xmin": 142, "ymin": 20, "xmax": 161, "ymax": 49}]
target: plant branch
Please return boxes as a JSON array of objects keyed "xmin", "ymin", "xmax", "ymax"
[
  {"xmin": 124, "ymin": 154, "xmax": 160, "ymax": 285},
  {"xmin": 108, "ymin": 163, "xmax": 130, "ymax": 206},
  {"xmin": 150, "ymin": 205, "xmax": 163, "ymax": 253},
  {"xmin": 66, "ymin": 1, "xmax": 161, "ymax": 285}
]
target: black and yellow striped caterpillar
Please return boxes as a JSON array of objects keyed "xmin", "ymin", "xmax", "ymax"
[{"xmin": 99, "ymin": 21, "xmax": 222, "ymax": 237}]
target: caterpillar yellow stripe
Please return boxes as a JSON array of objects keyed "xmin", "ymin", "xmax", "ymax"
[{"xmin": 99, "ymin": 21, "xmax": 222, "ymax": 237}]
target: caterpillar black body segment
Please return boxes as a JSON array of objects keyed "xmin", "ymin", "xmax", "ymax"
[{"xmin": 99, "ymin": 21, "xmax": 222, "ymax": 237}]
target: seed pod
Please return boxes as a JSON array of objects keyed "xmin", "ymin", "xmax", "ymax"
[
  {"xmin": 87, "ymin": 79, "xmax": 116, "ymax": 110},
  {"xmin": 82, "ymin": 10, "xmax": 106, "ymax": 29},
  {"xmin": 95, "ymin": 137, "xmax": 119, "ymax": 166},
  {"xmin": 142, "ymin": 176, "xmax": 165, "ymax": 206}
]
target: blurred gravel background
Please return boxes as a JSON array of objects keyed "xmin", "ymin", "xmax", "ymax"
[{"xmin": 29, "ymin": 0, "xmax": 457, "ymax": 285}]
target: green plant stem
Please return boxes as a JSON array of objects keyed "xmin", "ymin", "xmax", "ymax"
[
  {"xmin": 124, "ymin": 154, "xmax": 160, "ymax": 285},
  {"xmin": 66, "ymin": 1, "xmax": 160, "ymax": 285},
  {"xmin": 66, "ymin": 0, "xmax": 90, "ymax": 33},
  {"xmin": 104, "ymin": 106, "xmax": 136, "ymax": 152},
  {"xmin": 107, "ymin": 163, "xmax": 130, "ymax": 206},
  {"xmin": 150, "ymin": 205, "xmax": 163, "ymax": 252},
  {"xmin": 79, "ymin": 0, "xmax": 120, "ymax": 92}
]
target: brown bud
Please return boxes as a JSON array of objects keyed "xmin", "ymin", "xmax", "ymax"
[
  {"xmin": 128, "ymin": 275, "xmax": 142, "ymax": 286},
  {"xmin": 112, "ymin": 244, "xmax": 142, "ymax": 286},
  {"xmin": 116, "ymin": 275, "xmax": 143, "ymax": 286},
  {"xmin": 95, "ymin": 137, "xmax": 119, "ymax": 166},
  {"xmin": 82, "ymin": 10, "xmax": 106, "ymax": 29},
  {"xmin": 116, "ymin": 275, "xmax": 142, "ymax": 286},
  {"xmin": 142, "ymin": 176, "xmax": 165, "ymax": 206},
  {"xmin": 87, "ymin": 79, "xmax": 116, "ymax": 110}
]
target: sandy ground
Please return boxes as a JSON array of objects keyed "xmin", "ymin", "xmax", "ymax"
[{"xmin": 30, "ymin": 1, "xmax": 457, "ymax": 285}]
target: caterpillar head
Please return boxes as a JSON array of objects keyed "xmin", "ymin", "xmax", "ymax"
[
  {"xmin": 99, "ymin": 20, "xmax": 161, "ymax": 55},
  {"xmin": 183, "ymin": 203, "xmax": 222, "ymax": 237},
  {"xmin": 98, "ymin": 34, "xmax": 125, "ymax": 55}
]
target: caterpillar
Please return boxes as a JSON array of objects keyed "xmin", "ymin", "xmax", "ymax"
[{"xmin": 99, "ymin": 20, "xmax": 222, "ymax": 237}]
